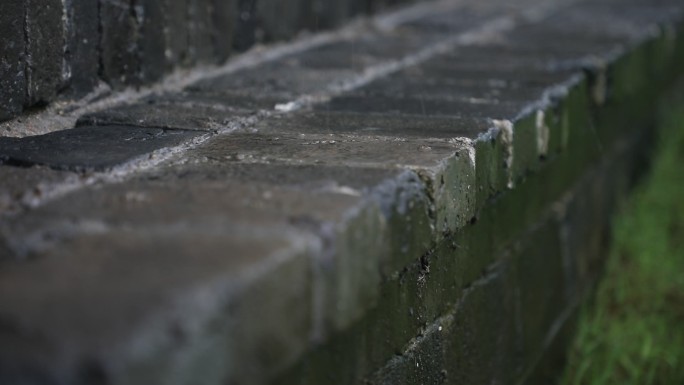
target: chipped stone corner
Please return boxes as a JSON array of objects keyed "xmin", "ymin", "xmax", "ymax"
[{"xmin": 492, "ymin": 119, "xmax": 515, "ymax": 189}]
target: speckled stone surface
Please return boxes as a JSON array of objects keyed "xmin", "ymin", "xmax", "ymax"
[{"xmin": 0, "ymin": 0, "xmax": 683, "ymax": 384}]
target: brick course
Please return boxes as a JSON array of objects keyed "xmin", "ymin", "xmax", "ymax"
[{"xmin": 1, "ymin": 0, "xmax": 683, "ymax": 384}]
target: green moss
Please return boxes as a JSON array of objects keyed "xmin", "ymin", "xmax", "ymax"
[{"xmin": 560, "ymin": 89, "xmax": 684, "ymax": 385}]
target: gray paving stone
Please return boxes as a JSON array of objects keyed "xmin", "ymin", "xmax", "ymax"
[
  {"xmin": 188, "ymin": 0, "xmax": 215, "ymax": 63},
  {"xmin": 0, "ymin": 1, "xmax": 26, "ymax": 121},
  {"xmin": 0, "ymin": 126, "xmax": 202, "ymax": 172},
  {"xmin": 212, "ymin": 0, "xmax": 237, "ymax": 62},
  {"xmin": 25, "ymin": 0, "xmax": 65, "ymax": 105},
  {"xmin": 0, "ymin": 166, "xmax": 80, "ymax": 217},
  {"xmin": 78, "ymin": 93, "xmax": 259, "ymax": 131},
  {"xmin": 258, "ymin": 111, "xmax": 492, "ymax": 139},
  {"xmin": 186, "ymin": 60, "xmax": 353, "ymax": 103}
]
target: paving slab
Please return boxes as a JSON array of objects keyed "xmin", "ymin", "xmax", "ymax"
[
  {"xmin": 64, "ymin": 0, "xmax": 100, "ymax": 95},
  {"xmin": 78, "ymin": 93, "xmax": 259, "ymax": 131},
  {"xmin": 0, "ymin": 166, "xmax": 80, "ymax": 217},
  {"xmin": 0, "ymin": 126, "xmax": 203, "ymax": 172}
]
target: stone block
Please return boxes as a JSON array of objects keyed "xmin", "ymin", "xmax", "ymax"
[
  {"xmin": 25, "ymin": 0, "xmax": 65, "ymax": 105},
  {"xmin": 64, "ymin": 0, "xmax": 100, "ymax": 95},
  {"xmin": 137, "ymin": 0, "xmax": 167, "ymax": 83},
  {"xmin": 0, "ymin": 166, "xmax": 79, "ymax": 217},
  {"xmin": 0, "ymin": 1, "xmax": 26, "ymax": 121},
  {"xmin": 0, "ymin": 126, "xmax": 203, "ymax": 172},
  {"xmin": 187, "ymin": 0, "xmax": 215, "ymax": 64},
  {"xmin": 78, "ymin": 93, "xmax": 259, "ymax": 131},
  {"xmin": 0, "ymin": 226, "xmax": 316, "ymax": 385},
  {"xmin": 212, "ymin": 0, "xmax": 237, "ymax": 62},
  {"xmin": 163, "ymin": 0, "xmax": 189, "ymax": 70},
  {"xmin": 100, "ymin": 0, "xmax": 139, "ymax": 86}
]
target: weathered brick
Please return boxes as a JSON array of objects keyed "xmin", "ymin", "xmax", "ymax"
[
  {"xmin": 78, "ymin": 93, "xmax": 259, "ymax": 131},
  {"xmin": 0, "ymin": 226, "xmax": 315, "ymax": 385},
  {"xmin": 0, "ymin": 165, "xmax": 79, "ymax": 217},
  {"xmin": 137, "ymin": 0, "xmax": 167, "ymax": 83},
  {"xmin": 212, "ymin": 0, "xmax": 237, "ymax": 62},
  {"xmin": 0, "ymin": 126, "xmax": 202, "ymax": 172},
  {"xmin": 100, "ymin": 0, "xmax": 139, "ymax": 86},
  {"xmin": 163, "ymin": 0, "xmax": 189, "ymax": 70},
  {"xmin": 64, "ymin": 0, "xmax": 100, "ymax": 95},
  {"xmin": 25, "ymin": 0, "xmax": 65, "ymax": 105},
  {"xmin": 0, "ymin": 1, "xmax": 26, "ymax": 121},
  {"xmin": 187, "ymin": 0, "xmax": 215, "ymax": 64}
]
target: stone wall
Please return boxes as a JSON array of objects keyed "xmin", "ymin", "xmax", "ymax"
[
  {"xmin": 0, "ymin": 0, "xmax": 419, "ymax": 122},
  {"xmin": 0, "ymin": 0, "xmax": 683, "ymax": 384}
]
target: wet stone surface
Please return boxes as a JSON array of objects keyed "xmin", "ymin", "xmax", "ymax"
[{"xmin": 0, "ymin": 126, "xmax": 202, "ymax": 172}]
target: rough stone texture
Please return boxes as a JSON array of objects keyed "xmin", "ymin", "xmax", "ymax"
[
  {"xmin": 0, "ymin": 126, "xmax": 203, "ymax": 172},
  {"xmin": 25, "ymin": 0, "xmax": 66, "ymax": 105},
  {"xmin": 64, "ymin": 0, "xmax": 100, "ymax": 95},
  {"xmin": 0, "ymin": 0, "xmax": 683, "ymax": 384},
  {"xmin": 0, "ymin": 1, "xmax": 26, "ymax": 120},
  {"xmin": 100, "ymin": 0, "xmax": 139, "ymax": 87},
  {"xmin": 0, "ymin": 166, "xmax": 80, "ymax": 217}
]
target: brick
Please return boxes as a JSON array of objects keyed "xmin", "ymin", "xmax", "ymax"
[
  {"xmin": 25, "ymin": 0, "xmax": 65, "ymax": 105},
  {"xmin": 163, "ymin": 0, "xmax": 189, "ymax": 70},
  {"xmin": 78, "ymin": 93, "xmax": 259, "ymax": 131},
  {"xmin": 233, "ymin": 0, "xmax": 259, "ymax": 51},
  {"xmin": 256, "ymin": 0, "xmax": 308, "ymax": 42},
  {"xmin": 100, "ymin": 0, "xmax": 139, "ymax": 86},
  {"xmin": 0, "ymin": 1, "xmax": 26, "ymax": 121},
  {"xmin": 187, "ymin": 0, "xmax": 215, "ymax": 63},
  {"xmin": 0, "ymin": 126, "xmax": 202, "ymax": 172},
  {"xmin": 64, "ymin": 0, "xmax": 100, "ymax": 95},
  {"xmin": 0, "ymin": 165, "xmax": 79, "ymax": 217},
  {"xmin": 186, "ymin": 60, "xmax": 352, "ymax": 103},
  {"xmin": 211, "ymin": 0, "xmax": 237, "ymax": 62},
  {"xmin": 0, "ymin": 226, "xmax": 315, "ymax": 385},
  {"xmin": 302, "ymin": 0, "xmax": 352, "ymax": 31},
  {"xmin": 137, "ymin": 0, "xmax": 168, "ymax": 83}
]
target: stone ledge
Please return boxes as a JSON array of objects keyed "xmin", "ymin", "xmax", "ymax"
[{"xmin": 0, "ymin": 0, "xmax": 683, "ymax": 384}]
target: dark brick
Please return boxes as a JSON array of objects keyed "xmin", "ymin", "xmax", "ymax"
[
  {"xmin": 187, "ymin": 0, "xmax": 215, "ymax": 63},
  {"xmin": 64, "ymin": 0, "xmax": 100, "ymax": 95},
  {"xmin": 25, "ymin": 0, "xmax": 65, "ymax": 105},
  {"xmin": 0, "ymin": 125, "xmax": 202, "ymax": 172},
  {"xmin": 256, "ymin": 0, "xmax": 307, "ymax": 42},
  {"xmin": 0, "ymin": 1, "xmax": 26, "ymax": 121},
  {"xmin": 78, "ymin": 93, "xmax": 258, "ymax": 131},
  {"xmin": 318, "ymin": 94, "xmax": 527, "ymax": 119},
  {"xmin": 163, "ymin": 0, "xmax": 189, "ymax": 70},
  {"xmin": 211, "ymin": 0, "xmax": 237, "ymax": 62},
  {"xmin": 303, "ymin": 0, "xmax": 352, "ymax": 31},
  {"xmin": 137, "ymin": 0, "xmax": 167, "ymax": 83},
  {"xmin": 0, "ymin": 227, "xmax": 314, "ymax": 385},
  {"xmin": 99, "ymin": 0, "xmax": 139, "ymax": 86},
  {"xmin": 187, "ymin": 57, "xmax": 352, "ymax": 102}
]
